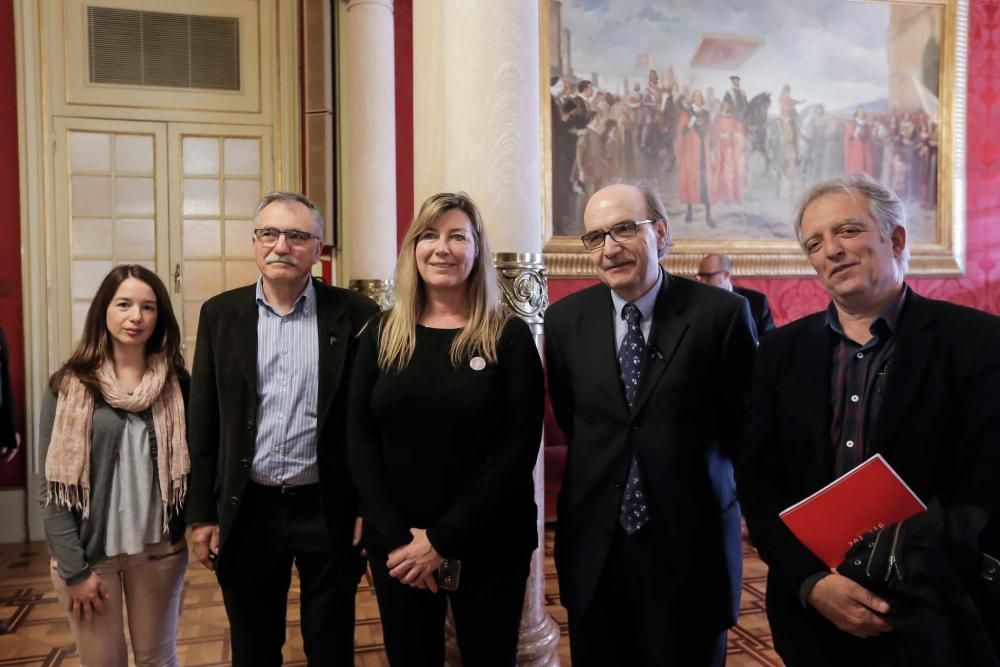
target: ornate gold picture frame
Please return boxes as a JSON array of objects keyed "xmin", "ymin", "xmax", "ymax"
[{"xmin": 540, "ymin": 0, "xmax": 967, "ymax": 277}]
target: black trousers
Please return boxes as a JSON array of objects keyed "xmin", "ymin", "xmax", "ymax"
[
  {"xmin": 368, "ymin": 548, "xmax": 531, "ymax": 667},
  {"xmin": 568, "ymin": 523, "xmax": 728, "ymax": 667},
  {"xmin": 217, "ymin": 482, "xmax": 358, "ymax": 666}
]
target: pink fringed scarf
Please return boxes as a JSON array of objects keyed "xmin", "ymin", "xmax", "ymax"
[{"xmin": 44, "ymin": 354, "xmax": 189, "ymax": 527}]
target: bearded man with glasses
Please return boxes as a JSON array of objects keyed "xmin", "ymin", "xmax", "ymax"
[
  {"xmin": 544, "ymin": 182, "xmax": 756, "ymax": 666},
  {"xmin": 186, "ymin": 192, "xmax": 378, "ymax": 665}
]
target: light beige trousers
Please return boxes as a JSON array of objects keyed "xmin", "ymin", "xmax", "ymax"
[{"xmin": 51, "ymin": 539, "xmax": 188, "ymax": 667}]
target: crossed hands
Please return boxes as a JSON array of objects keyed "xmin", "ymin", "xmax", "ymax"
[
  {"xmin": 386, "ymin": 528, "xmax": 444, "ymax": 593},
  {"xmin": 193, "ymin": 518, "xmax": 441, "ymax": 593},
  {"xmin": 807, "ymin": 573, "xmax": 893, "ymax": 638}
]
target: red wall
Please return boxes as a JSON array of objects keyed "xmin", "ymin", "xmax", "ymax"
[
  {"xmin": 394, "ymin": 0, "xmax": 413, "ymax": 249},
  {"xmin": 0, "ymin": 0, "xmax": 24, "ymax": 488},
  {"xmin": 395, "ymin": 0, "xmax": 1000, "ymax": 322}
]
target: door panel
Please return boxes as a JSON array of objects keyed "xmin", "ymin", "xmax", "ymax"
[
  {"xmin": 53, "ymin": 118, "xmax": 272, "ymax": 369},
  {"xmin": 168, "ymin": 123, "xmax": 273, "ymax": 367},
  {"xmin": 53, "ymin": 117, "xmax": 169, "ymax": 358}
]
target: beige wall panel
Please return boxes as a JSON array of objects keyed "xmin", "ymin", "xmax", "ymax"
[{"xmin": 57, "ymin": 0, "xmax": 266, "ymax": 118}]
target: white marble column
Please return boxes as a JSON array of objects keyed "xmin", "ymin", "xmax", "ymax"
[
  {"xmin": 412, "ymin": 1, "xmax": 543, "ymax": 255},
  {"xmin": 340, "ymin": 0, "xmax": 397, "ymax": 304},
  {"xmin": 413, "ymin": 3, "xmax": 559, "ymax": 665}
]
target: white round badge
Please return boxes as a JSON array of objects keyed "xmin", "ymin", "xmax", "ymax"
[{"xmin": 470, "ymin": 356, "xmax": 486, "ymax": 371}]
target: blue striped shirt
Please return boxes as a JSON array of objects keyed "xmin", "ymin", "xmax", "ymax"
[{"xmin": 251, "ymin": 277, "xmax": 320, "ymax": 486}]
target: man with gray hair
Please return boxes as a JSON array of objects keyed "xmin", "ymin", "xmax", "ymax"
[
  {"xmin": 545, "ymin": 182, "xmax": 756, "ymax": 665},
  {"xmin": 736, "ymin": 173, "xmax": 1000, "ymax": 665},
  {"xmin": 187, "ymin": 192, "xmax": 378, "ymax": 665}
]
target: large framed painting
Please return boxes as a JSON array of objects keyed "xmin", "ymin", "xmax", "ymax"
[{"xmin": 541, "ymin": 0, "xmax": 967, "ymax": 276}]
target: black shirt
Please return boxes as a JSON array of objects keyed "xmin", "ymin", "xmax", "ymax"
[
  {"xmin": 800, "ymin": 285, "xmax": 909, "ymax": 602},
  {"xmin": 826, "ymin": 285, "xmax": 909, "ymax": 477},
  {"xmin": 348, "ymin": 316, "xmax": 544, "ymax": 566}
]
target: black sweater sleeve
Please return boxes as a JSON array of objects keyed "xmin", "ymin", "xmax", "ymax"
[
  {"xmin": 185, "ymin": 301, "xmax": 220, "ymax": 526},
  {"xmin": 347, "ymin": 319, "xmax": 413, "ymax": 551},
  {"xmin": 735, "ymin": 338, "xmax": 831, "ymax": 592}
]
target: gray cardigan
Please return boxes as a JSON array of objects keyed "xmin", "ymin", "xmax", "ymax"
[{"xmin": 38, "ymin": 370, "xmax": 189, "ymax": 585}]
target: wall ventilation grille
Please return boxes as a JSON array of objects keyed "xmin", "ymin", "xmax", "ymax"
[{"xmin": 87, "ymin": 6, "xmax": 241, "ymax": 91}]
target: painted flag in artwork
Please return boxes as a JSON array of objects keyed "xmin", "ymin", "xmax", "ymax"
[{"xmin": 690, "ymin": 32, "xmax": 764, "ymax": 71}]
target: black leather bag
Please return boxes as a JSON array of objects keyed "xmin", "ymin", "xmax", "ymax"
[{"xmin": 835, "ymin": 501, "xmax": 1000, "ymax": 667}]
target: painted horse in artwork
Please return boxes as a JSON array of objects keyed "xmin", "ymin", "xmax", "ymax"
[{"xmin": 744, "ymin": 92, "xmax": 773, "ymax": 199}]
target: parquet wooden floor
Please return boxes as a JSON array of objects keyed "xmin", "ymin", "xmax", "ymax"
[{"xmin": 0, "ymin": 529, "xmax": 782, "ymax": 666}]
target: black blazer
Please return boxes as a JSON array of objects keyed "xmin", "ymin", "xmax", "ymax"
[
  {"xmin": 186, "ymin": 279, "xmax": 379, "ymax": 578},
  {"xmin": 736, "ymin": 291, "xmax": 1000, "ymax": 666},
  {"xmin": 544, "ymin": 273, "xmax": 756, "ymax": 631},
  {"xmin": 733, "ymin": 285, "xmax": 776, "ymax": 338}
]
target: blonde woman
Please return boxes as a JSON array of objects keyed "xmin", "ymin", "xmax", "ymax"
[
  {"xmin": 40, "ymin": 265, "xmax": 189, "ymax": 666},
  {"xmin": 349, "ymin": 192, "xmax": 543, "ymax": 666}
]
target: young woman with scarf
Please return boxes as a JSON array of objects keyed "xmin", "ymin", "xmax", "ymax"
[{"xmin": 39, "ymin": 264, "xmax": 190, "ymax": 666}]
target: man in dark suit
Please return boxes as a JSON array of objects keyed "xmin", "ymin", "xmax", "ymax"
[
  {"xmin": 0, "ymin": 325, "xmax": 18, "ymax": 636},
  {"xmin": 186, "ymin": 192, "xmax": 378, "ymax": 666},
  {"xmin": 736, "ymin": 173, "xmax": 1000, "ymax": 666},
  {"xmin": 545, "ymin": 183, "xmax": 756, "ymax": 666},
  {"xmin": 0, "ymin": 326, "xmax": 18, "ymax": 463},
  {"xmin": 697, "ymin": 253, "xmax": 776, "ymax": 338}
]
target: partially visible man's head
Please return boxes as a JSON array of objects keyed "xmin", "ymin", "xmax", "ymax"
[
  {"xmin": 582, "ymin": 183, "xmax": 670, "ymax": 302},
  {"xmin": 696, "ymin": 253, "xmax": 733, "ymax": 290},
  {"xmin": 550, "ymin": 76, "xmax": 564, "ymax": 97},
  {"xmin": 794, "ymin": 173, "xmax": 908, "ymax": 309}
]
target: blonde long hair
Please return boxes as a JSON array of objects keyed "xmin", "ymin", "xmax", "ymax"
[{"xmin": 378, "ymin": 192, "xmax": 510, "ymax": 370}]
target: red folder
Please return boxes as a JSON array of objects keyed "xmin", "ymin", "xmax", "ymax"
[{"xmin": 779, "ymin": 454, "xmax": 926, "ymax": 569}]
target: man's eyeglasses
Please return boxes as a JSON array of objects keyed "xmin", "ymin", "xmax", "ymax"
[
  {"xmin": 695, "ymin": 270, "xmax": 725, "ymax": 280},
  {"xmin": 580, "ymin": 219, "xmax": 655, "ymax": 250},
  {"xmin": 253, "ymin": 228, "xmax": 321, "ymax": 247}
]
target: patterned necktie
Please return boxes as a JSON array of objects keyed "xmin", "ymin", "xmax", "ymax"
[{"xmin": 618, "ymin": 303, "xmax": 649, "ymax": 534}]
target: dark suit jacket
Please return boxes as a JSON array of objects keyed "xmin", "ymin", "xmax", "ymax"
[
  {"xmin": 0, "ymin": 327, "xmax": 17, "ymax": 449},
  {"xmin": 186, "ymin": 279, "xmax": 378, "ymax": 581},
  {"xmin": 544, "ymin": 273, "xmax": 756, "ymax": 632},
  {"xmin": 736, "ymin": 291, "xmax": 1000, "ymax": 666},
  {"xmin": 733, "ymin": 285, "xmax": 776, "ymax": 338}
]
